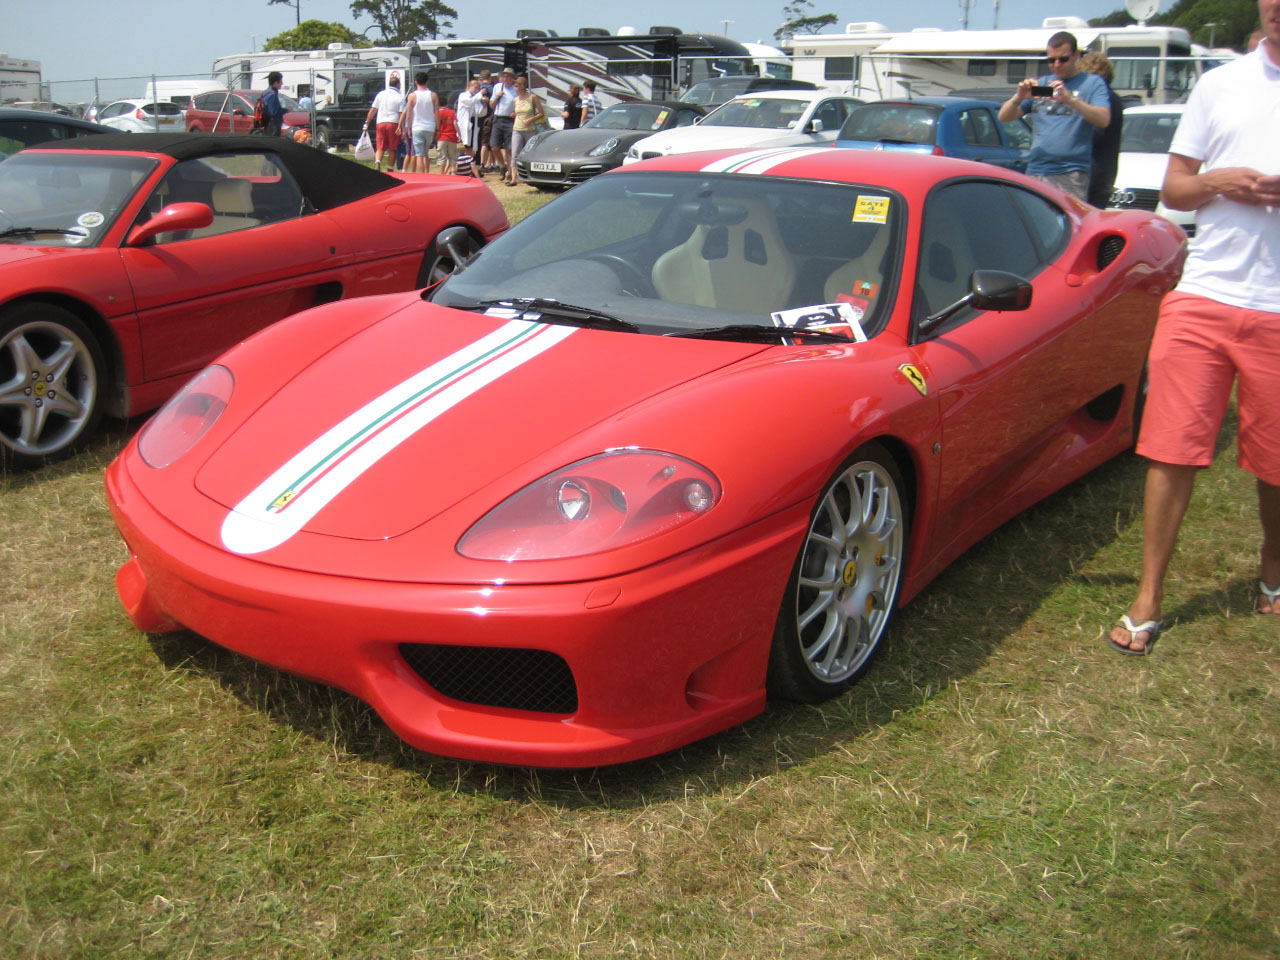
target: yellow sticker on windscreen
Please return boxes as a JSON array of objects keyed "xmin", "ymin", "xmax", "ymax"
[{"xmin": 853, "ymin": 196, "xmax": 890, "ymax": 224}]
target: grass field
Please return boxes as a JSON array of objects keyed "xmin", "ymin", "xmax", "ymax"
[{"xmin": 2, "ymin": 185, "xmax": 1277, "ymax": 959}]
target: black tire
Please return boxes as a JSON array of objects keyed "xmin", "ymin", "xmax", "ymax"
[
  {"xmin": 0, "ymin": 302, "xmax": 107, "ymax": 468},
  {"xmin": 416, "ymin": 230, "xmax": 482, "ymax": 288},
  {"xmin": 767, "ymin": 441, "xmax": 908, "ymax": 703},
  {"xmin": 313, "ymin": 123, "xmax": 331, "ymax": 151}
]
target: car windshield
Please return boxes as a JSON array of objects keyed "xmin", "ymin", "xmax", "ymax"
[
  {"xmin": 700, "ymin": 97, "xmax": 808, "ymax": 129},
  {"xmin": 586, "ymin": 104, "xmax": 672, "ymax": 131},
  {"xmin": 432, "ymin": 171, "xmax": 903, "ymax": 342},
  {"xmin": 143, "ymin": 102, "xmax": 184, "ymax": 117},
  {"xmin": 1120, "ymin": 112, "xmax": 1181, "ymax": 153},
  {"xmin": 679, "ymin": 80, "xmax": 752, "ymax": 105},
  {"xmin": 839, "ymin": 104, "xmax": 939, "ymax": 144},
  {"xmin": 0, "ymin": 152, "xmax": 156, "ymax": 246}
]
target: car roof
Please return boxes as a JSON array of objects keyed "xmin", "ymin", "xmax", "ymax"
[
  {"xmin": 1121, "ymin": 103, "xmax": 1186, "ymax": 115},
  {"xmin": 725, "ymin": 90, "xmax": 843, "ymax": 103},
  {"xmin": 858, "ymin": 96, "xmax": 1001, "ymax": 110},
  {"xmin": 0, "ymin": 107, "xmax": 104, "ymax": 133},
  {"xmin": 618, "ymin": 144, "xmax": 1035, "ymax": 200},
  {"xmin": 28, "ymin": 132, "xmax": 401, "ymax": 210}
]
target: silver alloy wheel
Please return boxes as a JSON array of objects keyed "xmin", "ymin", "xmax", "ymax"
[
  {"xmin": 792, "ymin": 457, "xmax": 905, "ymax": 683},
  {"xmin": 0, "ymin": 315, "xmax": 100, "ymax": 459}
]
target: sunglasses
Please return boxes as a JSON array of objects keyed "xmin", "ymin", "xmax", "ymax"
[{"xmin": 1046, "ymin": 55, "xmax": 1075, "ymax": 64}]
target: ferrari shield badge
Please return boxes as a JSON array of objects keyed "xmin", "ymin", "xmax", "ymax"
[{"xmin": 899, "ymin": 364, "xmax": 928, "ymax": 396}]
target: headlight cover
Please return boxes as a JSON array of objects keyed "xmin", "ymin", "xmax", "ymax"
[
  {"xmin": 587, "ymin": 137, "xmax": 620, "ymax": 157},
  {"xmin": 458, "ymin": 448, "xmax": 721, "ymax": 561},
  {"xmin": 137, "ymin": 364, "xmax": 233, "ymax": 468}
]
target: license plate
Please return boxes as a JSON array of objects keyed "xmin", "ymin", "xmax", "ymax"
[{"xmin": 530, "ymin": 161, "xmax": 562, "ymax": 173}]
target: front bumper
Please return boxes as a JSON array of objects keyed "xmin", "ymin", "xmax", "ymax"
[
  {"xmin": 106, "ymin": 456, "xmax": 808, "ymax": 767},
  {"xmin": 513, "ymin": 157, "xmax": 616, "ymax": 188}
]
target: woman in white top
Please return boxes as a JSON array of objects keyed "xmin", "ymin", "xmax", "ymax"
[{"xmin": 399, "ymin": 72, "xmax": 439, "ymax": 174}]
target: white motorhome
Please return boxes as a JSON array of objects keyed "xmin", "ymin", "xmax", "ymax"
[
  {"xmin": 1, "ymin": 54, "xmax": 42, "ymax": 104},
  {"xmin": 787, "ymin": 22, "xmax": 903, "ymax": 97},
  {"xmin": 212, "ymin": 43, "xmax": 411, "ymax": 101},
  {"xmin": 791, "ymin": 17, "xmax": 1199, "ymax": 105}
]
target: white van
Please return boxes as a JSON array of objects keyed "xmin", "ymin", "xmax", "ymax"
[{"xmin": 143, "ymin": 79, "xmax": 222, "ymax": 107}]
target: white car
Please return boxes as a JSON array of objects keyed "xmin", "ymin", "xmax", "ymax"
[
  {"xmin": 1108, "ymin": 105, "xmax": 1193, "ymax": 235},
  {"xmin": 623, "ymin": 90, "xmax": 862, "ymax": 164},
  {"xmin": 95, "ymin": 99, "xmax": 185, "ymax": 134}
]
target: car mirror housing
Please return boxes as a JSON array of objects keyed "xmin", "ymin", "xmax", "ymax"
[
  {"xmin": 126, "ymin": 202, "xmax": 215, "ymax": 246},
  {"xmin": 920, "ymin": 269, "xmax": 1033, "ymax": 332},
  {"xmin": 434, "ymin": 225, "xmax": 476, "ymax": 275},
  {"xmin": 810, "ymin": 118, "xmax": 824, "ymax": 133}
]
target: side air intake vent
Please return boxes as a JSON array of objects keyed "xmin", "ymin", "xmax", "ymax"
[{"xmin": 1098, "ymin": 235, "xmax": 1126, "ymax": 270}]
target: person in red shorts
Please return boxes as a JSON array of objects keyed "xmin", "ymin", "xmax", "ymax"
[
  {"xmin": 1110, "ymin": 0, "xmax": 1280, "ymax": 655},
  {"xmin": 362, "ymin": 73, "xmax": 405, "ymax": 173}
]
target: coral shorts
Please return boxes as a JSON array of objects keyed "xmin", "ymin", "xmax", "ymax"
[
  {"xmin": 1137, "ymin": 291, "xmax": 1280, "ymax": 484},
  {"xmin": 375, "ymin": 122, "xmax": 400, "ymax": 153}
]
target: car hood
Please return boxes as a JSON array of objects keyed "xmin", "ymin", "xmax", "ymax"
[
  {"xmin": 0, "ymin": 243, "xmax": 79, "ymax": 265},
  {"xmin": 196, "ymin": 301, "xmax": 766, "ymax": 559},
  {"xmin": 634, "ymin": 124, "xmax": 813, "ymax": 155},
  {"xmin": 526, "ymin": 128, "xmax": 649, "ymax": 157},
  {"xmin": 1114, "ymin": 151, "xmax": 1172, "ymax": 190}
]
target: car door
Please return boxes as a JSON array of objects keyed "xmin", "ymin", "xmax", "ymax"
[
  {"xmin": 954, "ymin": 106, "xmax": 1025, "ymax": 169},
  {"xmin": 119, "ymin": 151, "xmax": 342, "ymax": 384},
  {"xmin": 808, "ymin": 98, "xmax": 854, "ymax": 141},
  {"xmin": 905, "ymin": 179, "xmax": 1093, "ymax": 552}
]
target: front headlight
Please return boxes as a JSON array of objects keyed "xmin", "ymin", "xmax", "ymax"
[
  {"xmin": 587, "ymin": 137, "xmax": 620, "ymax": 157},
  {"xmin": 523, "ymin": 133, "xmax": 544, "ymax": 151},
  {"xmin": 458, "ymin": 448, "xmax": 721, "ymax": 561},
  {"xmin": 137, "ymin": 365, "xmax": 233, "ymax": 468}
]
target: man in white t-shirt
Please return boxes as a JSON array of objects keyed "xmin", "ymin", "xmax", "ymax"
[
  {"xmin": 363, "ymin": 73, "xmax": 405, "ymax": 172},
  {"xmin": 1110, "ymin": 0, "xmax": 1280, "ymax": 654}
]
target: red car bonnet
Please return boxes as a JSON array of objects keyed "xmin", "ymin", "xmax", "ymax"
[{"xmin": 193, "ymin": 303, "xmax": 764, "ymax": 549}]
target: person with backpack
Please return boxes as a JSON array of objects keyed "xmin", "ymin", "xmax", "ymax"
[{"xmin": 258, "ymin": 71, "xmax": 286, "ymax": 137}]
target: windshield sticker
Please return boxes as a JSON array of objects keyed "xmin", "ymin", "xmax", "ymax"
[
  {"xmin": 772, "ymin": 302, "xmax": 867, "ymax": 342},
  {"xmin": 853, "ymin": 196, "xmax": 890, "ymax": 224},
  {"xmin": 63, "ymin": 227, "xmax": 90, "ymax": 245},
  {"xmin": 652, "ymin": 109, "xmax": 669, "ymax": 130},
  {"xmin": 77, "ymin": 211, "xmax": 105, "ymax": 229}
]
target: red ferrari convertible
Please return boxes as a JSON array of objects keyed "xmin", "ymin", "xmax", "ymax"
[
  {"xmin": 106, "ymin": 147, "xmax": 1186, "ymax": 767},
  {"xmin": 0, "ymin": 133, "xmax": 507, "ymax": 466}
]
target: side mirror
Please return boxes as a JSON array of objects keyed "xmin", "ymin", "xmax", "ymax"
[
  {"xmin": 920, "ymin": 269, "xmax": 1032, "ymax": 332},
  {"xmin": 434, "ymin": 225, "xmax": 475, "ymax": 276},
  {"xmin": 126, "ymin": 202, "xmax": 214, "ymax": 245},
  {"xmin": 233, "ymin": 108, "xmax": 246, "ymax": 117},
  {"xmin": 809, "ymin": 118, "xmax": 825, "ymax": 133}
]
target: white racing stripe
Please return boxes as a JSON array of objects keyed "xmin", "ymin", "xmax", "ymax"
[
  {"xmin": 699, "ymin": 146, "xmax": 836, "ymax": 176},
  {"xmin": 220, "ymin": 319, "xmax": 576, "ymax": 555}
]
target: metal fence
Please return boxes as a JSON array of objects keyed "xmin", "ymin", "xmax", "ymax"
[{"xmin": 39, "ymin": 73, "xmax": 236, "ymax": 117}]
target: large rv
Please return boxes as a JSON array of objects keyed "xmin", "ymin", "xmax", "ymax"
[
  {"xmin": 417, "ymin": 29, "xmax": 756, "ymax": 110},
  {"xmin": 212, "ymin": 43, "xmax": 413, "ymax": 101},
  {"xmin": 791, "ymin": 17, "xmax": 1200, "ymax": 105}
]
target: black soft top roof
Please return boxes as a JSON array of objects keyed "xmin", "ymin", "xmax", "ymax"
[{"xmin": 34, "ymin": 132, "xmax": 400, "ymax": 210}]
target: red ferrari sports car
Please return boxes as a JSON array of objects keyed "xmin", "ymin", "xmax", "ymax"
[
  {"xmin": 106, "ymin": 147, "xmax": 1186, "ymax": 767},
  {"xmin": 0, "ymin": 133, "xmax": 507, "ymax": 466}
]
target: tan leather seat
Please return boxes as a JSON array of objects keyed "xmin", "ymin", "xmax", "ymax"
[
  {"xmin": 191, "ymin": 179, "xmax": 261, "ymax": 238},
  {"xmin": 823, "ymin": 225, "xmax": 892, "ymax": 303},
  {"xmin": 651, "ymin": 198, "xmax": 796, "ymax": 314}
]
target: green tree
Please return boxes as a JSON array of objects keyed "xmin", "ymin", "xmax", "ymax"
[
  {"xmin": 263, "ymin": 19, "xmax": 365, "ymax": 51},
  {"xmin": 349, "ymin": 0, "xmax": 457, "ymax": 43},
  {"xmin": 775, "ymin": 0, "xmax": 838, "ymax": 43},
  {"xmin": 1089, "ymin": 0, "xmax": 1259, "ymax": 49}
]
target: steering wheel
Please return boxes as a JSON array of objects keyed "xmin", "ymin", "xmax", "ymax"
[{"xmin": 584, "ymin": 253, "xmax": 654, "ymax": 298}]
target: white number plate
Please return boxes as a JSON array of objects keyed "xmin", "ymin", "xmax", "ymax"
[{"xmin": 530, "ymin": 161, "xmax": 562, "ymax": 173}]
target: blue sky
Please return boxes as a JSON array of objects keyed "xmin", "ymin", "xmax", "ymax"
[{"xmin": 12, "ymin": 0, "xmax": 1138, "ymax": 87}]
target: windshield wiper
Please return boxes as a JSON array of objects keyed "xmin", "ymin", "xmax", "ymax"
[
  {"xmin": 665, "ymin": 324, "xmax": 853, "ymax": 344},
  {"xmin": 0, "ymin": 226, "xmax": 87, "ymax": 241},
  {"xmin": 471, "ymin": 298, "xmax": 639, "ymax": 333}
]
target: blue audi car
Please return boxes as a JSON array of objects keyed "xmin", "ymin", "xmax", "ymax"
[{"xmin": 834, "ymin": 96, "xmax": 1030, "ymax": 172}]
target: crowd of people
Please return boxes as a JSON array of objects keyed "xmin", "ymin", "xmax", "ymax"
[{"xmin": 355, "ymin": 68, "xmax": 605, "ymax": 186}]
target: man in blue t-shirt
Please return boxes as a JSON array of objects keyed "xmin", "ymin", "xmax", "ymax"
[{"xmin": 998, "ymin": 31, "xmax": 1111, "ymax": 201}]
